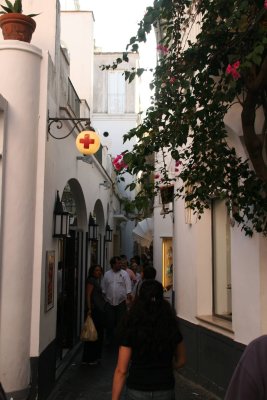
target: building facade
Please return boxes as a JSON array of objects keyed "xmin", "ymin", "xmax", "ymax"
[
  {"xmin": 0, "ymin": 1, "xmax": 140, "ymax": 399},
  {"xmin": 92, "ymin": 51, "xmax": 141, "ymax": 258},
  {"xmin": 152, "ymin": 14, "xmax": 267, "ymax": 398}
]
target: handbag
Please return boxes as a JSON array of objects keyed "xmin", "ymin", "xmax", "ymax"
[{"xmin": 80, "ymin": 313, "xmax": 98, "ymax": 342}]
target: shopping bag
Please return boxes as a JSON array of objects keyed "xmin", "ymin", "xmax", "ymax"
[{"xmin": 80, "ymin": 313, "xmax": 98, "ymax": 341}]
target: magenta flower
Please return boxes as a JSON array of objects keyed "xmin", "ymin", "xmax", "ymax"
[
  {"xmin": 169, "ymin": 77, "xmax": 176, "ymax": 84},
  {"xmin": 226, "ymin": 61, "xmax": 241, "ymax": 80},
  {"xmin": 112, "ymin": 153, "xmax": 128, "ymax": 172},
  {"xmin": 156, "ymin": 44, "xmax": 168, "ymax": 54},
  {"xmin": 265, "ymin": 0, "xmax": 267, "ymax": 9}
]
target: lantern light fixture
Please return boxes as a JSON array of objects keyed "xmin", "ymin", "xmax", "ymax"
[
  {"xmin": 105, "ymin": 223, "xmax": 113, "ymax": 243},
  {"xmin": 53, "ymin": 191, "xmax": 70, "ymax": 238},
  {"xmin": 88, "ymin": 213, "xmax": 99, "ymax": 241}
]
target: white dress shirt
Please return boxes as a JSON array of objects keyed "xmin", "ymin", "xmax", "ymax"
[{"xmin": 102, "ymin": 269, "xmax": 131, "ymax": 306}]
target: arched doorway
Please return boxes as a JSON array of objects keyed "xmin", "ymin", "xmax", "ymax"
[
  {"xmin": 56, "ymin": 180, "xmax": 87, "ymax": 365},
  {"xmin": 86, "ymin": 199, "xmax": 106, "ymax": 271}
]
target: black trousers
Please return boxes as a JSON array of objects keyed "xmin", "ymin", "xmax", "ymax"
[
  {"xmin": 105, "ymin": 301, "xmax": 127, "ymax": 344},
  {"xmin": 82, "ymin": 309, "xmax": 104, "ymax": 363}
]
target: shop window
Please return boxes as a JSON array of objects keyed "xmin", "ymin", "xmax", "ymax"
[
  {"xmin": 212, "ymin": 200, "xmax": 232, "ymax": 320},
  {"xmin": 108, "ymin": 71, "xmax": 125, "ymax": 113}
]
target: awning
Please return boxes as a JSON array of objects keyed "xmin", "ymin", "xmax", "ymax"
[
  {"xmin": 113, "ymin": 214, "xmax": 128, "ymax": 222},
  {"xmin": 132, "ymin": 218, "xmax": 153, "ymax": 248}
]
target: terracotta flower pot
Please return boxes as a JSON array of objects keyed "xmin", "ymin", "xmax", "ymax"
[
  {"xmin": 0, "ymin": 13, "xmax": 36, "ymax": 42},
  {"xmin": 160, "ymin": 185, "xmax": 174, "ymax": 204}
]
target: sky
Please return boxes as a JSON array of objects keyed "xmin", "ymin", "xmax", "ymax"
[{"xmin": 60, "ymin": 0, "xmax": 157, "ymax": 111}]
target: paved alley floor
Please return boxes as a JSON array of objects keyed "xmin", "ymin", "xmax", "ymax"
[{"xmin": 47, "ymin": 345, "xmax": 222, "ymax": 400}]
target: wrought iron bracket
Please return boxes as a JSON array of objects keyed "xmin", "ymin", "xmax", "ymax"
[{"xmin": 47, "ymin": 114, "xmax": 94, "ymax": 140}]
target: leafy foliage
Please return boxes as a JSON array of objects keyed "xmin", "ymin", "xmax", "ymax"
[
  {"xmin": 0, "ymin": 0, "xmax": 39, "ymax": 17},
  {"xmin": 103, "ymin": 0, "xmax": 267, "ymax": 236}
]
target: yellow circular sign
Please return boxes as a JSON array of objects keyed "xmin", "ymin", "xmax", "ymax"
[{"xmin": 76, "ymin": 130, "xmax": 101, "ymax": 155}]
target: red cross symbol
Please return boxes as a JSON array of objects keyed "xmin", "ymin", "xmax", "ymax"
[{"xmin": 79, "ymin": 133, "xmax": 95, "ymax": 149}]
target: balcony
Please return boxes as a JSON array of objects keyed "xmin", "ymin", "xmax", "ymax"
[{"xmin": 68, "ymin": 78, "xmax": 81, "ymax": 117}]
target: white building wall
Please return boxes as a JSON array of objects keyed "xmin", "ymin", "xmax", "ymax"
[
  {"xmin": 0, "ymin": 41, "xmax": 42, "ymax": 394},
  {"xmin": 0, "ymin": 1, "xmax": 123, "ymax": 396},
  {"xmin": 60, "ymin": 11, "xmax": 95, "ymax": 108},
  {"xmin": 92, "ymin": 52, "xmax": 141, "ymax": 258},
  {"xmin": 150, "ymin": 47, "xmax": 267, "ymax": 345}
]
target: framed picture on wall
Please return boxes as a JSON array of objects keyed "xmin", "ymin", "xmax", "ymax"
[
  {"xmin": 162, "ymin": 238, "xmax": 173, "ymax": 288},
  {"xmin": 45, "ymin": 250, "xmax": 55, "ymax": 312}
]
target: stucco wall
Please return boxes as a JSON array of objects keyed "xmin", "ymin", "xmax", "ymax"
[{"xmin": 0, "ymin": 41, "xmax": 42, "ymax": 393}]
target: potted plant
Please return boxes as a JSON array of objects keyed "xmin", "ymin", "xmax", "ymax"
[{"xmin": 0, "ymin": 0, "xmax": 39, "ymax": 43}]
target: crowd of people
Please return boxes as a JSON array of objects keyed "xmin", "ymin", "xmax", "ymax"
[
  {"xmin": 81, "ymin": 254, "xmax": 186, "ymax": 400},
  {"xmin": 81, "ymin": 253, "xmax": 267, "ymax": 400},
  {"xmin": 82, "ymin": 254, "xmax": 155, "ymax": 364}
]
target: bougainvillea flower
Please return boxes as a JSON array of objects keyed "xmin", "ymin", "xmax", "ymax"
[
  {"xmin": 265, "ymin": 0, "xmax": 267, "ymax": 9},
  {"xmin": 233, "ymin": 61, "xmax": 240, "ymax": 69},
  {"xmin": 169, "ymin": 77, "xmax": 176, "ymax": 84},
  {"xmin": 156, "ymin": 44, "xmax": 168, "ymax": 54},
  {"xmin": 112, "ymin": 153, "xmax": 128, "ymax": 172},
  {"xmin": 226, "ymin": 61, "xmax": 241, "ymax": 80}
]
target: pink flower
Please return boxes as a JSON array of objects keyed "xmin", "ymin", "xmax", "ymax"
[
  {"xmin": 231, "ymin": 69, "xmax": 241, "ymax": 80},
  {"xmin": 264, "ymin": 0, "xmax": 267, "ymax": 9},
  {"xmin": 112, "ymin": 153, "xmax": 128, "ymax": 172},
  {"xmin": 169, "ymin": 77, "xmax": 176, "ymax": 84},
  {"xmin": 226, "ymin": 61, "xmax": 241, "ymax": 80},
  {"xmin": 156, "ymin": 44, "xmax": 168, "ymax": 54},
  {"xmin": 233, "ymin": 61, "xmax": 240, "ymax": 69},
  {"xmin": 154, "ymin": 173, "xmax": 160, "ymax": 179},
  {"xmin": 226, "ymin": 64, "xmax": 233, "ymax": 74}
]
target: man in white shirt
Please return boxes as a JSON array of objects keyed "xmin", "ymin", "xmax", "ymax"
[{"xmin": 102, "ymin": 256, "xmax": 132, "ymax": 345}]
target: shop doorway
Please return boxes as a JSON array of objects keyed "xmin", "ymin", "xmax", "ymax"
[{"xmin": 56, "ymin": 229, "xmax": 84, "ymax": 364}]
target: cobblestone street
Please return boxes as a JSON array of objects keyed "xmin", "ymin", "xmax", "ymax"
[{"xmin": 47, "ymin": 345, "xmax": 222, "ymax": 400}]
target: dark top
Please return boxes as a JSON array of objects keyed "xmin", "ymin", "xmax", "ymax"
[
  {"xmin": 225, "ymin": 335, "xmax": 267, "ymax": 400},
  {"xmin": 87, "ymin": 276, "xmax": 107, "ymax": 313},
  {"xmin": 120, "ymin": 324, "xmax": 183, "ymax": 391}
]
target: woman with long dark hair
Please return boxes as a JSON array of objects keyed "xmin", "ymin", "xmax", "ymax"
[
  {"xmin": 82, "ymin": 264, "xmax": 107, "ymax": 365},
  {"xmin": 112, "ymin": 279, "xmax": 186, "ymax": 400}
]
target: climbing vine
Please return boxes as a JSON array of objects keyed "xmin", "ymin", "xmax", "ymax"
[{"xmin": 104, "ymin": 0, "xmax": 267, "ymax": 236}]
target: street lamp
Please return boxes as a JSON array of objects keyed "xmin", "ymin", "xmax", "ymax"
[
  {"xmin": 105, "ymin": 223, "xmax": 113, "ymax": 242},
  {"xmin": 53, "ymin": 191, "xmax": 70, "ymax": 238},
  {"xmin": 88, "ymin": 213, "xmax": 98, "ymax": 241}
]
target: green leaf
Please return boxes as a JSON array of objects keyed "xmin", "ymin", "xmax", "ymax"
[
  {"xmin": 13, "ymin": 0, "xmax": 22, "ymax": 13},
  {"xmin": 5, "ymin": 0, "xmax": 14, "ymax": 11}
]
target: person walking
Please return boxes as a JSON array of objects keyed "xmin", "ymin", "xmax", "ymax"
[
  {"xmin": 120, "ymin": 254, "xmax": 137, "ymax": 290},
  {"xmin": 82, "ymin": 264, "xmax": 107, "ymax": 365},
  {"xmin": 225, "ymin": 334, "xmax": 267, "ymax": 400},
  {"xmin": 112, "ymin": 279, "xmax": 186, "ymax": 400},
  {"xmin": 132, "ymin": 265, "xmax": 157, "ymax": 299},
  {"xmin": 102, "ymin": 256, "xmax": 132, "ymax": 345}
]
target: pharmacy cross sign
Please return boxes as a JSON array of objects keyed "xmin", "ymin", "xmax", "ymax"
[{"xmin": 79, "ymin": 133, "xmax": 94, "ymax": 149}]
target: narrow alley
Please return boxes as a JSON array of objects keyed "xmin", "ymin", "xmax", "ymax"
[{"xmin": 47, "ymin": 345, "xmax": 222, "ymax": 400}]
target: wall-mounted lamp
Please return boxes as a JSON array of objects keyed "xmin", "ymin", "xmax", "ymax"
[
  {"xmin": 53, "ymin": 191, "xmax": 70, "ymax": 238},
  {"xmin": 88, "ymin": 213, "xmax": 99, "ymax": 241},
  {"xmin": 105, "ymin": 223, "xmax": 113, "ymax": 242}
]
